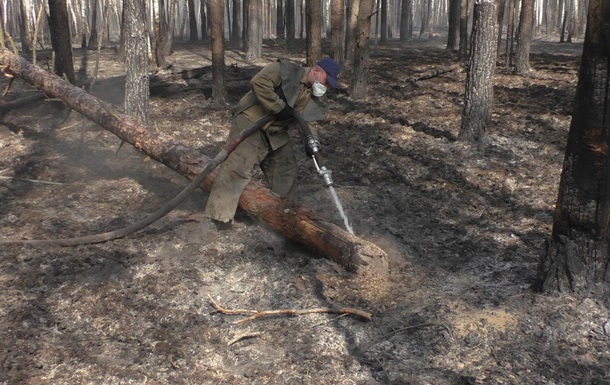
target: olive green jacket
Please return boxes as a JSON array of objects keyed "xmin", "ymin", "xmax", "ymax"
[{"xmin": 232, "ymin": 60, "xmax": 325, "ymax": 149}]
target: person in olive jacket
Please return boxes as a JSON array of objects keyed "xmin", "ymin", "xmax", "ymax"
[{"xmin": 204, "ymin": 57, "xmax": 341, "ymax": 229}]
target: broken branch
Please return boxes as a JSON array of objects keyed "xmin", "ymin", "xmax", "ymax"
[{"xmin": 208, "ymin": 295, "xmax": 372, "ymax": 324}]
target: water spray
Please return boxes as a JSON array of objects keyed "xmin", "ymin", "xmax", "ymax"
[
  {"xmin": 293, "ymin": 110, "xmax": 354, "ymax": 234},
  {"xmin": 311, "ymin": 153, "xmax": 354, "ymax": 234}
]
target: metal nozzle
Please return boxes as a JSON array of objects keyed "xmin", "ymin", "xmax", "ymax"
[
  {"xmin": 311, "ymin": 155, "xmax": 333, "ymax": 186},
  {"xmin": 319, "ymin": 166, "xmax": 333, "ymax": 186}
]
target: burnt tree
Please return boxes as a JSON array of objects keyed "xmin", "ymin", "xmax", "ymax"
[
  {"xmin": 537, "ymin": 0, "xmax": 610, "ymax": 304},
  {"xmin": 48, "ymin": 0, "xmax": 75, "ymax": 84}
]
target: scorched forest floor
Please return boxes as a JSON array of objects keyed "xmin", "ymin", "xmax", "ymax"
[{"xmin": 1, "ymin": 36, "xmax": 609, "ymax": 385}]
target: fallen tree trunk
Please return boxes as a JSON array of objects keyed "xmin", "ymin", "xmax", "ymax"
[{"xmin": 0, "ymin": 46, "xmax": 388, "ymax": 274}]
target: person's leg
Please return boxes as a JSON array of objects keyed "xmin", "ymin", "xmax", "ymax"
[
  {"xmin": 260, "ymin": 140, "xmax": 298, "ymax": 202},
  {"xmin": 204, "ymin": 115, "xmax": 268, "ymax": 223}
]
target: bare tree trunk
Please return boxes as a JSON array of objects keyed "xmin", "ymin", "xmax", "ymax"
[
  {"xmin": 495, "ymin": 0, "xmax": 505, "ymax": 57},
  {"xmin": 88, "ymin": 0, "xmax": 99, "ymax": 49},
  {"xmin": 504, "ymin": 0, "xmax": 515, "ymax": 66},
  {"xmin": 0, "ymin": 46, "xmax": 389, "ymax": 274},
  {"xmin": 537, "ymin": 0, "xmax": 610, "ymax": 305},
  {"xmin": 459, "ymin": 0, "xmax": 498, "ymax": 146},
  {"xmin": 380, "ymin": 0, "xmax": 388, "ymax": 44},
  {"xmin": 48, "ymin": 0, "xmax": 75, "ymax": 84},
  {"xmin": 400, "ymin": 0, "xmax": 413, "ymax": 41},
  {"xmin": 276, "ymin": 0, "xmax": 285, "ymax": 39},
  {"xmin": 188, "ymin": 0, "xmax": 198, "ymax": 40},
  {"xmin": 458, "ymin": 0, "xmax": 469, "ymax": 60},
  {"xmin": 286, "ymin": 0, "xmax": 295, "ymax": 47},
  {"xmin": 305, "ymin": 0, "xmax": 322, "ymax": 66},
  {"xmin": 330, "ymin": 0, "xmax": 345, "ymax": 63},
  {"xmin": 515, "ymin": 0, "xmax": 534, "ymax": 73},
  {"xmin": 231, "ymin": 0, "xmax": 242, "ymax": 46},
  {"xmin": 154, "ymin": 0, "xmax": 169, "ymax": 68},
  {"xmin": 200, "ymin": 0, "xmax": 208, "ymax": 39},
  {"xmin": 124, "ymin": 0, "xmax": 150, "ymax": 125},
  {"xmin": 210, "ymin": 0, "xmax": 227, "ymax": 103},
  {"xmin": 351, "ymin": 0, "xmax": 374, "ymax": 99},
  {"xmin": 245, "ymin": 0, "xmax": 262, "ymax": 60},
  {"xmin": 19, "ymin": 0, "xmax": 31, "ymax": 53},
  {"xmin": 345, "ymin": 0, "xmax": 360, "ymax": 63},
  {"xmin": 447, "ymin": 0, "xmax": 460, "ymax": 50}
]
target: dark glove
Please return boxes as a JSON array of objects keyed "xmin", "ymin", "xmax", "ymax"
[
  {"xmin": 305, "ymin": 136, "xmax": 321, "ymax": 157},
  {"xmin": 275, "ymin": 104, "xmax": 294, "ymax": 122}
]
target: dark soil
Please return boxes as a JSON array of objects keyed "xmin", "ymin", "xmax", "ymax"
[{"xmin": 1, "ymin": 37, "xmax": 609, "ymax": 385}]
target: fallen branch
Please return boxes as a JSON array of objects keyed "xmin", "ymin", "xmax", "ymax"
[
  {"xmin": 408, "ymin": 63, "xmax": 462, "ymax": 82},
  {"xmin": 209, "ymin": 295, "xmax": 372, "ymax": 324}
]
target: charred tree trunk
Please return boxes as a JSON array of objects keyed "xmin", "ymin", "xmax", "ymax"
[
  {"xmin": 124, "ymin": 0, "xmax": 150, "ymax": 126},
  {"xmin": 0, "ymin": 47, "xmax": 388, "ymax": 274},
  {"xmin": 48, "ymin": 0, "xmax": 75, "ymax": 84},
  {"xmin": 305, "ymin": 0, "xmax": 322, "ymax": 66},
  {"xmin": 537, "ymin": 0, "xmax": 610, "ymax": 305}
]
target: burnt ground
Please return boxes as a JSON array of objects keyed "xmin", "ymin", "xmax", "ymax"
[{"xmin": 1, "ymin": 36, "xmax": 609, "ymax": 385}]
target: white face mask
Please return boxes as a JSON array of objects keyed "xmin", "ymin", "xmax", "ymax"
[{"xmin": 312, "ymin": 72, "xmax": 327, "ymax": 97}]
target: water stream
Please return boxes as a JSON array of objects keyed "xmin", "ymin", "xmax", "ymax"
[{"xmin": 327, "ymin": 185, "xmax": 354, "ymax": 234}]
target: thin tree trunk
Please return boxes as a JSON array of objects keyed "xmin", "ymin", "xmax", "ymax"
[
  {"xmin": 345, "ymin": 0, "xmax": 360, "ymax": 63},
  {"xmin": 305, "ymin": 0, "xmax": 322, "ymax": 66},
  {"xmin": 400, "ymin": 0, "xmax": 413, "ymax": 41},
  {"xmin": 351, "ymin": 0, "xmax": 374, "ymax": 98},
  {"xmin": 515, "ymin": 0, "xmax": 534, "ymax": 73},
  {"xmin": 231, "ymin": 0, "xmax": 242, "ymax": 46},
  {"xmin": 286, "ymin": 0, "xmax": 295, "ymax": 47},
  {"xmin": 188, "ymin": 0, "xmax": 198, "ymax": 40},
  {"xmin": 245, "ymin": 0, "xmax": 262, "ymax": 60},
  {"xmin": 447, "ymin": 0, "xmax": 460, "ymax": 50},
  {"xmin": 48, "ymin": 0, "xmax": 75, "ymax": 84},
  {"xmin": 210, "ymin": 0, "xmax": 227, "ymax": 102},
  {"xmin": 124, "ymin": 0, "xmax": 150, "ymax": 125},
  {"xmin": 88, "ymin": 0, "xmax": 99, "ymax": 49},
  {"xmin": 458, "ymin": 0, "xmax": 498, "ymax": 146},
  {"xmin": 330, "ymin": 0, "xmax": 345, "ymax": 64}
]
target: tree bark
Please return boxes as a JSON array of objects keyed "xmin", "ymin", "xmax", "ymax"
[
  {"xmin": 124, "ymin": 0, "xmax": 150, "ymax": 126},
  {"xmin": 537, "ymin": 0, "xmax": 610, "ymax": 305},
  {"xmin": 351, "ymin": 0, "xmax": 375, "ymax": 99},
  {"xmin": 458, "ymin": 0, "xmax": 498, "ymax": 146},
  {"xmin": 447, "ymin": 0, "xmax": 460, "ymax": 50},
  {"xmin": 48, "ymin": 0, "xmax": 76, "ymax": 84},
  {"xmin": 210, "ymin": 0, "xmax": 228, "ymax": 102},
  {"xmin": 245, "ymin": 0, "xmax": 262, "ymax": 60},
  {"xmin": 515, "ymin": 0, "xmax": 534, "ymax": 73},
  {"xmin": 305, "ymin": 0, "xmax": 322, "ymax": 66},
  {"xmin": 330, "ymin": 0, "xmax": 345, "ymax": 64},
  {"xmin": 0, "ymin": 46, "xmax": 388, "ymax": 274},
  {"xmin": 400, "ymin": 0, "xmax": 413, "ymax": 41}
]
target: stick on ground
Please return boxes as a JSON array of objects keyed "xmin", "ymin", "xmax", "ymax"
[{"xmin": 208, "ymin": 295, "xmax": 372, "ymax": 324}]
